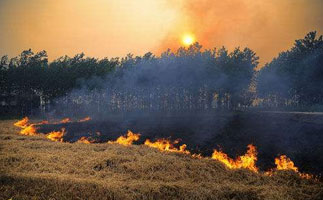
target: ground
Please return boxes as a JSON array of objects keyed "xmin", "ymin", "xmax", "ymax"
[{"xmin": 0, "ymin": 119, "xmax": 322, "ymax": 200}]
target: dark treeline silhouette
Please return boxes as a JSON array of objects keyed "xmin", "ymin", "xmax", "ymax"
[
  {"xmin": 0, "ymin": 31, "xmax": 322, "ymax": 116},
  {"xmin": 257, "ymin": 31, "xmax": 323, "ymax": 109}
]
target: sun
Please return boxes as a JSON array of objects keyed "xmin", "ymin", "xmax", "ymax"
[{"xmin": 182, "ymin": 34, "xmax": 195, "ymax": 46}]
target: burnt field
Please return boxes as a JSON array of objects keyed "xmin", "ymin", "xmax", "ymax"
[
  {"xmin": 1, "ymin": 114, "xmax": 323, "ymax": 200},
  {"xmin": 36, "ymin": 111, "xmax": 323, "ymax": 176}
]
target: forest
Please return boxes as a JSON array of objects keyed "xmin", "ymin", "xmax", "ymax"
[{"xmin": 0, "ymin": 31, "xmax": 322, "ymax": 116}]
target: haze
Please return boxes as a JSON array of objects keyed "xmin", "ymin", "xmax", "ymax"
[{"xmin": 0, "ymin": 0, "xmax": 322, "ymax": 64}]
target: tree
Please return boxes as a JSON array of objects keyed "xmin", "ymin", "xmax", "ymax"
[{"xmin": 257, "ymin": 31, "xmax": 323, "ymax": 107}]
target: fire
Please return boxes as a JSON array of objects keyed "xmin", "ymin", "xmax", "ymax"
[
  {"xmin": 77, "ymin": 136, "xmax": 96, "ymax": 144},
  {"xmin": 36, "ymin": 120, "xmax": 49, "ymax": 125},
  {"xmin": 15, "ymin": 117, "xmax": 49, "ymax": 136},
  {"xmin": 10, "ymin": 118, "xmax": 316, "ymax": 178},
  {"xmin": 108, "ymin": 130, "xmax": 140, "ymax": 146},
  {"xmin": 14, "ymin": 117, "xmax": 38, "ymax": 135},
  {"xmin": 212, "ymin": 144, "xmax": 258, "ymax": 172},
  {"xmin": 191, "ymin": 153, "xmax": 203, "ymax": 159},
  {"xmin": 275, "ymin": 155, "xmax": 298, "ymax": 171},
  {"xmin": 14, "ymin": 117, "xmax": 29, "ymax": 128},
  {"xmin": 79, "ymin": 117, "xmax": 91, "ymax": 122},
  {"xmin": 267, "ymin": 155, "xmax": 313, "ymax": 179},
  {"xmin": 144, "ymin": 138, "xmax": 190, "ymax": 154},
  {"xmin": 60, "ymin": 118, "xmax": 71, "ymax": 123},
  {"xmin": 20, "ymin": 125, "xmax": 38, "ymax": 136},
  {"xmin": 47, "ymin": 128, "xmax": 66, "ymax": 142}
]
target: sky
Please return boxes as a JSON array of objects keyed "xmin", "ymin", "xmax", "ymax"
[{"xmin": 0, "ymin": 0, "xmax": 322, "ymax": 65}]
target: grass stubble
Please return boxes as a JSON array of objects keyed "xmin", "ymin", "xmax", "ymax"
[{"xmin": 0, "ymin": 120, "xmax": 322, "ymax": 200}]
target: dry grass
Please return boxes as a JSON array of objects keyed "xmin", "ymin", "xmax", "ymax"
[{"xmin": 0, "ymin": 120, "xmax": 322, "ymax": 200}]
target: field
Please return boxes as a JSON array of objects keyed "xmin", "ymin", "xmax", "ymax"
[{"xmin": 1, "ymin": 118, "xmax": 323, "ymax": 200}]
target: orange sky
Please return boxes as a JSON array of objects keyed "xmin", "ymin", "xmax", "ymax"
[{"xmin": 0, "ymin": 0, "xmax": 322, "ymax": 65}]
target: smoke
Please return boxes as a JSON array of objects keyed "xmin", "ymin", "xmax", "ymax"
[
  {"xmin": 38, "ymin": 1, "xmax": 323, "ymax": 173},
  {"xmin": 158, "ymin": 0, "xmax": 323, "ymax": 65},
  {"xmin": 41, "ymin": 40, "xmax": 323, "ymax": 175},
  {"xmin": 42, "ymin": 44, "xmax": 257, "ymax": 152}
]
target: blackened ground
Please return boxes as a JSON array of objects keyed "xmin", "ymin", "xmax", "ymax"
[{"xmin": 37, "ymin": 111, "xmax": 323, "ymax": 175}]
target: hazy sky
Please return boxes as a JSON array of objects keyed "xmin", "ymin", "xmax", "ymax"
[{"xmin": 0, "ymin": 0, "xmax": 322, "ymax": 65}]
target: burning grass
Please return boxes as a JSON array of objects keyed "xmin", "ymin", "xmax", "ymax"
[
  {"xmin": 212, "ymin": 144, "xmax": 258, "ymax": 173},
  {"xmin": 13, "ymin": 117, "xmax": 29, "ymax": 128},
  {"xmin": 108, "ymin": 130, "xmax": 140, "ymax": 146},
  {"xmin": 46, "ymin": 128, "xmax": 66, "ymax": 142},
  {"xmin": 1, "ymin": 118, "xmax": 322, "ymax": 199},
  {"xmin": 11, "ymin": 117, "xmax": 318, "ymax": 178},
  {"xmin": 77, "ymin": 136, "xmax": 97, "ymax": 144},
  {"xmin": 266, "ymin": 155, "xmax": 313, "ymax": 179},
  {"xmin": 144, "ymin": 138, "xmax": 190, "ymax": 154},
  {"xmin": 60, "ymin": 118, "xmax": 71, "ymax": 123}
]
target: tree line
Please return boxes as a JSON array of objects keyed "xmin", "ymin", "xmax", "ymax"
[{"xmin": 0, "ymin": 31, "xmax": 322, "ymax": 116}]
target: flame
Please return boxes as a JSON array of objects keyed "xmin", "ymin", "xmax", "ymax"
[
  {"xmin": 144, "ymin": 138, "xmax": 190, "ymax": 154},
  {"xmin": 14, "ymin": 117, "xmax": 50, "ymax": 136},
  {"xmin": 14, "ymin": 117, "xmax": 38, "ymax": 135},
  {"xmin": 77, "ymin": 136, "xmax": 96, "ymax": 144},
  {"xmin": 60, "ymin": 118, "xmax": 71, "ymax": 123},
  {"xmin": 46, "ymin": 128, "xmax": 66, "ymax": 142},
  {"xmin": 275, "ymin": 155, "xmax": 298, "ymax": 171},
  {"xmin": 79, "ymin": 117, "xmax": 91, "ymax": 122},
  {"xmin": 10, "ymin": 118, "xmax": 317, "ymax": 178},
  {"xmin": 108, "ymin": 130, "xmax": 141, "ymax": 146},
  {"xmin": 20, "ymin": 125, "xmax": 38, "ymax": 136},
  {"xmin": 14, "ymin": 117, "xmax": 29, "ymax": 128},
  {"xmin": 191, "ymin": 153, "xmax": 203, "ymax": 159},
  {"xmin": 212, "ymin": 144, "xmax": 258, "ymax": 172},
  {"xmin": 267, "ymin": 155, "xmax": 313, "ymax": 179}
]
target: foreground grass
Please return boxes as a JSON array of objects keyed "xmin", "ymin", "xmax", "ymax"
[{"xmin": 0, "ymin": 120, "xmax": 322, "ymax": 200}]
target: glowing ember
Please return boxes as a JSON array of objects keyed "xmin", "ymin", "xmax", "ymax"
[
  {"xmin": 36, "ymin": 120, "xmax": 49, "ymax": 125},
  {"xmin": 14, "ymin": 117, "xmax": 29, "ymax": 128},
  {"xmin": 191, "ymin": 153, "xmax": 203, "ymax": 159},
  {"xmin": 212, "ymin": 144, "xmax": 258, "ymax": 172},
  {"xmin": 47, "ymin": 128, "xmax": 66, "ymax": 142},
  {"xmin": 77, "ymin": 136, "xmax": 96, "ymax": 144},
  {"xmin": 79, "ymin": 117, "xmax": 91, "ymax": 122},
  {"xmin": 60, "ymin": 118, "xmax": 71, "ymax": 123},
  {"xmin": 144, "ymin": 138, "xmax": 190, "ymax": 154},
  {"xmin": 108, "ymin": 130, "xmax": 140, "ymax": 146},
  {"xmin": 20, "ymin": 125, "xmax": 38, "ymax": 136}
]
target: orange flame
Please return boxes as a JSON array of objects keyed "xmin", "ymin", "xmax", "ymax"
[
  {"xmin": 144, "ymin": 138, "xmax": 190, "ymax": 154},
  {"xmin": 60, "ymin": 118, "xmax": 71, "ymax": 123},
  {"xmin": 14, "ymin": 117, "xmax": 50, "ymax": 136},
  {"xmin": 20, "ymin": 125, "xmax": 38, "ymax": 136},
  {"xmin": 108, "ymin": 130, "xmax": 141, "ymax": 146},
  {"xmin": 267, "ymin": 155, "xmax": 313, "ymax": 179},
  {"xmin": 11, "ymin": 118, "xmax": 316, "ymax": 178},
  {"xmin": 47, "ymin": 128, "xmax": 66, "ymax": 142},
  {"xmin": 275, "ymin": 155, "xmax": 298, "ymax": 171},
  {"xmin": 14, "ymin": 117, "xmax": 29, "ymax": 128},
  {"xmin": 77, "ymin": 136, "xmax": 96, "ymax": 144},
  {"xmin": 191, "ymin": 153, "xmax": 203, "ymax": 159},
  {"xmin": 79, "ymin": 117, "xmax": 91, "ymax": 122},
  {"xmin": 15, "ymin": 117, "xmax": 38, "ymax": 135},
  {"xmin": 212, "ymin": 144, "xmax": 258, "ymax": 172}
]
